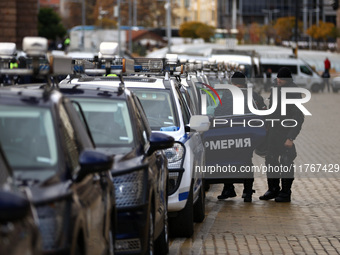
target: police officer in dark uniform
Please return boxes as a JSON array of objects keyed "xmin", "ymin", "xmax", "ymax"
[
  {"xmin": 259, "ymin": 67, "xmax": 304, "ymax": 202},
  {"xmin": 216, "ymin": 71, "xmax": 267, "ymax": 202}
]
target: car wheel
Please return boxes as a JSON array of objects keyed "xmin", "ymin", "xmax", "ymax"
[
  {"xmin": 333, "ymin": 88, "xmax": 338, "ymax": 93},
  {"xmin": 193, "ymin": 184, "xmax": 205, "ymax": 223},
  {"xmin": 147, "ymin": 209, "xmax": 155, "ymax": 255},
  {"xmin": 155, "ymin": 202, "xmax": 169, "ymax": 254},
  {"xmin": 169, "ymin": 185, "xmax": 194, "ymax": 238}
]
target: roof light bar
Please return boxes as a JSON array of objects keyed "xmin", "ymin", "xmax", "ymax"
[
  {"xmin": 133, "ymin": 58, "xmax": 164, "ymax": 73},
  {"xmin": 74, "ymin": 58, "xmax": 134, "ymax": 76}
]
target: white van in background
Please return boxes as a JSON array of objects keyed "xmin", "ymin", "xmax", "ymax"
[
  {"xmin": 210, "ymin": 49, "xmax": 264, "ymax": 93},
  {"xmin": 260, "ymin": 57, "xmax": 323, "ymax": 92}
]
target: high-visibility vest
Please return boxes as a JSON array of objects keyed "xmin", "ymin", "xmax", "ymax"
[
  {"xmin": 64, "ymin": 38, "xmax": 70, "ymax": 45},
  {"xmin": 10, "ymin": 62, "xmax": 18, "ymax": 69}
]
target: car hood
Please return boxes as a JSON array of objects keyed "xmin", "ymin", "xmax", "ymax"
[
  {"xmin": 30, "ymin": 181, "xmax": 72, "ymax": 205},
  {"xmin": 96, "ymin": 147, "xmax": 147, "ymax": 175}
]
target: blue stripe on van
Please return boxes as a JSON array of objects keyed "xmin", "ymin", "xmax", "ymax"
[{"xmin": 179, "ymin": 191, "xmax": 189, "ymax": 201}]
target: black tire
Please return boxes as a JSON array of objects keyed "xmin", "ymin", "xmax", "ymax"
[
  {"xmin": 169, "ymin": 186, "xmax": 194, "ymax": 238},
  {"xmin": 193, "ymin": 184, "xmax": 205, "ymax": 223},
  {"xmin": 154, "ymin": 203, "xmax": 169, "ymax": 254},
  {"xmin": 333, "ymin": 88, "xmax": 338, "ymax": 93}
]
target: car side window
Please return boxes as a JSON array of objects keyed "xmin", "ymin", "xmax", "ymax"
[
  {"xmin": 59, "ymin": 104, "xmax": 80, "ymax": 173},
  {"xmin": 64, "ymin": 99, "xmax": 93, "ymax": 149},
  {"xmin": 300, "ymin": 65, "xmax": 313, "ymax": 76},
  {"xmin": 0, "ymin": 156, "xmax": 10, "ymax": 185},
  {"xmin": 174, "ymin": 87, "xmax": 191, "ymax": 126},
  {"xmin": 130, "ymin": 96, "xmax": 148, "ymax": 146},
  {"xmin": 133, "ymin": 96, "xmax": 151, "ymax": 145}
]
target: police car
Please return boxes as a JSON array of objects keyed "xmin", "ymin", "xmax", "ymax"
[
  {"xmin": 0, "ymin": 37, "xmax": 116, "ymax": 255},
  {"xmin": 58, "ymin": 59, "xmax": 174, "ymax": 253},
  {"xmin": 69, "ymin": 50, "xmax": 210, "ymax": 238}
]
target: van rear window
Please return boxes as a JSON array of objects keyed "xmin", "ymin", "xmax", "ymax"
[{"xmin": 261, "ymin": 64, "xmax": 297, "ymax": 75}]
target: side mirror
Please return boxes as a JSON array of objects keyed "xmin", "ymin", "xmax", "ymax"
[
  {"xmin": 189, "ymin": 115, "xmax": 210, "ymax": 132},
  {"xmin": 148, "ymin": 132, "xmax": 175, "ymax": 156},
  {"xmin": 76, "ymin": 149, "xmax": 113, "ymax": 181},
  {"xmin": 0, "ymin": 190, "xmax": 30, "ymax": 222}
]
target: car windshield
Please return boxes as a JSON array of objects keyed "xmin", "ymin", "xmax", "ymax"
[
  {"xmin": 131, "ymin": 89, "xmax": 179, "ymax": 131},
  {"xmin": 0, "ymin": 104, "xmax": 58, "ymax": 169},
  {"xmin": 72, "ymin": 98, "xmax": 134, "ymax": 147}
]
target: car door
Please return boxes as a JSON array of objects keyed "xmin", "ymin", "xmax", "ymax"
[
  {"xmin": 131, "ymin": 95, "xmax": 166, "ymax": 224},
  {"xmin": 58, "ymin": 101, "xmax": 109, "ymax": 254},
  {"xmin": 174, "ymin": 86, "xmax": 204, "ymax": 192}
]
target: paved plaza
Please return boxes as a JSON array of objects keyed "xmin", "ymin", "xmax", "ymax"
[{"xmin": 170, "ymin": 92, "xmax": 340, "ymax": 255}]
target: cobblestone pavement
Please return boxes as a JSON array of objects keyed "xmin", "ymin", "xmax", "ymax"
[{"xmin": 169, "ymin": 93, "xmax": 340, "ymax": 255}]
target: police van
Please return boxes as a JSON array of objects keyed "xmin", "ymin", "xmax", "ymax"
[{"xmin": 260, "ymin": 57, "xmax": 323, "ymax": 92}]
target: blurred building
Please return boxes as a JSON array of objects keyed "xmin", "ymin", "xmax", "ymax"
[
  {"xmin": 217, "ymin": 0, "xmax": 336, "ymax": 30},
  {"xmin": 0, "ymin": 0, "xmax": 38, "ymax": 47},
  {"xmin": 172, "ymin": 0, "xmax": 218, "ymax": 28}
]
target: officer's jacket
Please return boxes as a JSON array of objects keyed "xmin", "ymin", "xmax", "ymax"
[{"xmin": 267, "ymin": 81, "xmax": 305, "ymax": 140}]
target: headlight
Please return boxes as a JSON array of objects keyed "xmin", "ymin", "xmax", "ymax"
[
  {"xmin": 163, "ymin": 142, "xmax": 185, "ymax": 169},
  {"xmin": 36, "ymin": 201, "xmax": 66, "ymax": 251},
  {"xmin": 113, "ymin": 170, "xmax": 145, "ymax": 208}
]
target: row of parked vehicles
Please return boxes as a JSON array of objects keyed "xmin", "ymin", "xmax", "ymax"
[
  {"xmin": 0, "ymin": 37, "xmax": 208, "ymax": 255},
  {"xmin": 0, "ymin": 37, "xmax": 267, "ymax": 254}
]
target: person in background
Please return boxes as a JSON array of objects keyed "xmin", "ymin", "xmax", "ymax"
[
  {"xmin": 322, "ymin": 58, "xmax": 331, "ymax": 92},
  {"xmin": 324, "ymin": 57, "xmax": 331, "ymax": 73}
]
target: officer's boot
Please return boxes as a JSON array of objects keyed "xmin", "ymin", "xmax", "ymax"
[
  {"xmin": 275, "ymin": 178, "xmax": 293, "ymax": 202},
  {"xmin": 217, "ymin": 183, "xmax": 237, "ymax": 200},
  {"xmin": 259, "ymin": 178, "xmax": 280, "ymax": 200},
  {"xmin": 242, "ymin": 178, "xmax": 255, "ymax": 202}
]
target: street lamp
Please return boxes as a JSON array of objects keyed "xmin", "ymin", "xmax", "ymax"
[
  {"xmin": 165, "ymin": 0, "xmax": 171, "ymax": 53},
  {"xmin": 114, "ymin": 0, "xmax": 122, "ymax": 57}
]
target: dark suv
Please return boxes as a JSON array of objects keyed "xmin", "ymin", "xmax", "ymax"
[
  {"xmin": 0, "ymin": 87, "xmax": 115, "ymax": 255},
  {"xmin": 58, "ymin": 79, "xmax": 174, "ymax": 254},
  {"xmin": 0, "ymin": 144, "xmax": 41, "ymax": 255}
]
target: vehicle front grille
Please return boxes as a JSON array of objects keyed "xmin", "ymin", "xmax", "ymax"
[
  {"xmin": 115, "ymin": 238, "xmax": 141, "ymax": 252},
  {"xmin": 36, "ymin": 206, "xmax": 59, "ymax": 251},
  {"xmin": 113, "ymin": 170, "xmax": 145, "ymax": 208}
]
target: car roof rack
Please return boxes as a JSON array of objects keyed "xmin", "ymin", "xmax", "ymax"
[{"xmin": 0, "ymin": 37, "xmax": 73, "ymax": 86}]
